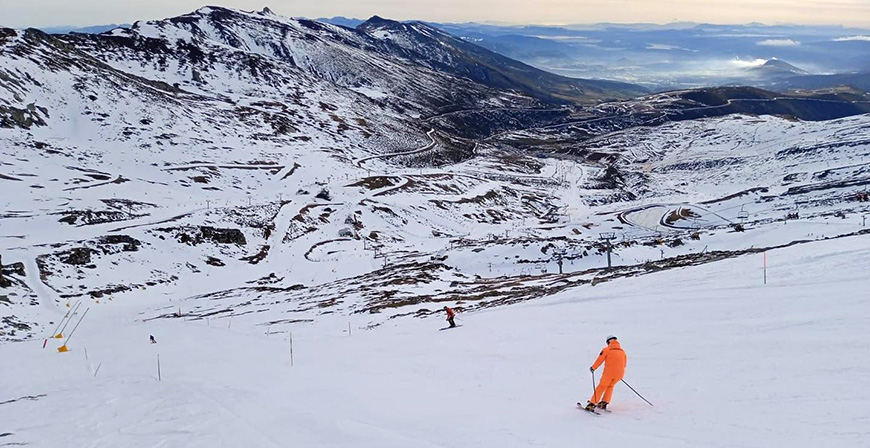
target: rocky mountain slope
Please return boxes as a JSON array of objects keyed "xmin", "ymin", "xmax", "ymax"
[
  {"xmin": 356, "ymin": 16, "xmax": 648, "ymax": 104},
  {"xmin": 2, "ymin": 7, "xmax": 870, "ymax": 342}
]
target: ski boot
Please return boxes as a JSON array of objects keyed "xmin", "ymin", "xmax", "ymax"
[
  {"xmin": 596, "ymin": 401, "xmax": 608, "ymax": 411},
  {"xmin": 584, "ymin": 401, "xmax": 597, "ymax": 412}
]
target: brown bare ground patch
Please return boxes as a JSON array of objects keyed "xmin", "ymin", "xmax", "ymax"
[{"xmin": 348, "ymin": 176, "xmax": 401, "ymax": 190}]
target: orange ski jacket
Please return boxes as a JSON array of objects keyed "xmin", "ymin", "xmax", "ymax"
[
  {"xmin": 445, "ymin": 307, "xmax": 455, "ymax": 319},
  {"xmin": 592, "ymin": 340, "xmax": 627, "ymax": 379}
]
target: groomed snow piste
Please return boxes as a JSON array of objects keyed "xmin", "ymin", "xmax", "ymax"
[{"xmin": 2, "ymin": 234, "xmax": 868, "ymax": 447}]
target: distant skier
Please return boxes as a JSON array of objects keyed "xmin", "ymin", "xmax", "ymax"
[
  {"xmin": 443, "ymin": 306, "xmax": 456, "ymax": 328},
  {"xmin": 150, "ymin": 335, "xmax": 157, "ymax": 344},
  {"xmin": 584, "ymin": 335, "xmax": 626, "ymax": 411}
]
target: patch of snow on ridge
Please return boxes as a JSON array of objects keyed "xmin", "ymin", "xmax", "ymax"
[{"xmin": 351, "ymin": 86, "xmax": 390, "ymax": 99}]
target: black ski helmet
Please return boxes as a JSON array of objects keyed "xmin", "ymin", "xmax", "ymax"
[{"xmin": 606, "ymin": 335, "xmax": 617, "ymax": 344}]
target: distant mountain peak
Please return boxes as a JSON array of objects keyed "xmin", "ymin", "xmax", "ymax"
[
  {"xmin": 195, "ymin": 5, "xmax": 220, "ymax": 15},
  {"xmin": 750, "ymin": 58, "xmax": 808, "ymax": 76},
  {"xmin": 317, "ymin": 16, "xmax": 365, "ymax": 28},
  {"xmin": 358, "ymin": 15, "xmax": 408, "ymax": 31},
  {"xmin": 56, "ymin": 7, "xmax": 645, "ymax": 106}
]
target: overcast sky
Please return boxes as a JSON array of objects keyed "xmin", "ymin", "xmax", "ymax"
[{"xmin": 2, "ymin": 0, "xmax": 869, "ymax": 28}]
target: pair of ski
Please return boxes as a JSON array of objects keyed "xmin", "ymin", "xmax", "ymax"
[
  {"xmin": 577, "ymin": 402, "xmax": 611, "ymax": 415},
  {"xmin": 439, "ymin": 325, "xmax": 462, "ymax": 331}
]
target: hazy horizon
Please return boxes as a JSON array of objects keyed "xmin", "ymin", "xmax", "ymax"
[{"xmin": 2, "ymin": 0, "xmax": 870, "ymax": 29}]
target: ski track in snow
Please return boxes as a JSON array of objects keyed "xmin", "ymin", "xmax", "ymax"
[
  {"xmin": 21, "ymin": 257, "xmax": 61, "ymax": 317},
  {"xmin": 355, "ymin": 128, "xmax": 437, "ymax": 167}
]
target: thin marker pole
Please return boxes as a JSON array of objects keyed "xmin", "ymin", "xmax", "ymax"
[
  {"xmin": 57, "ymin": 302, "xmax": 82, "ymax": 337},
  {"xmin": 63, "ymin": 308, "xmax": 90, "ymax": 347},
  {"xmin": 764, "ymin": 252, "xmax": 767, "ymax": 285},
  {"xmin": 157, "ymin": 354, "xmax": 162, "ymax": 382},
  {"xmin": 93, "ymin": 363, "xmax": 102, "ymax": 378},
  {"xmin": 49, "ymin": 301, "xmax": 76, "ymax": 338},
  {"xmin": 289, "ymin": 333, "xmax": 294, "ymax": 367}
]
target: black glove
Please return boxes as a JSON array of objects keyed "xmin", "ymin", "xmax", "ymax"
[{"xmin": 589, "ymin": 367, "xmax": 595, "ymax": 372}]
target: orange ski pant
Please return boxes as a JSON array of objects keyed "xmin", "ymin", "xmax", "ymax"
[{"xmin": 591, "ymin": 374, "xmax": 621, "ymax": 404}]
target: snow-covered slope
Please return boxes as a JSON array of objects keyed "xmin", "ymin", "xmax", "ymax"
[
  {"xmin": 2, "ymin": 233, "xmax": 868, "ymax": 447},
  {"xmin": 2, "ymin": 11, "xmax": 870, "ymax": 338},
  {"xmin": 63, "ymin": 6, "xmax": 538, "ymax": 114},
  {"xmin": 357, "ymin": 16, "xmax": 648, "ymax": 104},
  {"xmin": 2, "ymin": 5, "xmax": 870, "ymax": 447}
]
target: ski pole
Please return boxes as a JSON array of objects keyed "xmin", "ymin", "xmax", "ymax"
[
  {"xmin": 591, "ymin": 370, "xmax": 597, "ymax": 397},
  {"xmin": 621, "ymin": 379, "xmax": 654, "ymax": 406}
]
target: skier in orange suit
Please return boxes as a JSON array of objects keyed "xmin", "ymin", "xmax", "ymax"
[{"xmin": 584, "ymin": 335, "xmax": 626, "ymax": 411}]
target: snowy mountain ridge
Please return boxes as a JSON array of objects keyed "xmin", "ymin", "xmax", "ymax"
[{"xmin": 1, "ymin": 6, "xmax": 869, "ymax": 343}]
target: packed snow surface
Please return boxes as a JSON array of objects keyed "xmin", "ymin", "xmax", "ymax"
[{"xmin": 2, "ymin": 235, "xmax": 868, "ymax": 447}]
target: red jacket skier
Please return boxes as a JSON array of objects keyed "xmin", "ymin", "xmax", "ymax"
[
  {"xmin": 444, "ymin": 306, "xmax": 456, "ymax": 328},
  {"xmin": 584, "ymin": 336, "xmax": 626, "ymax": 411}
]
